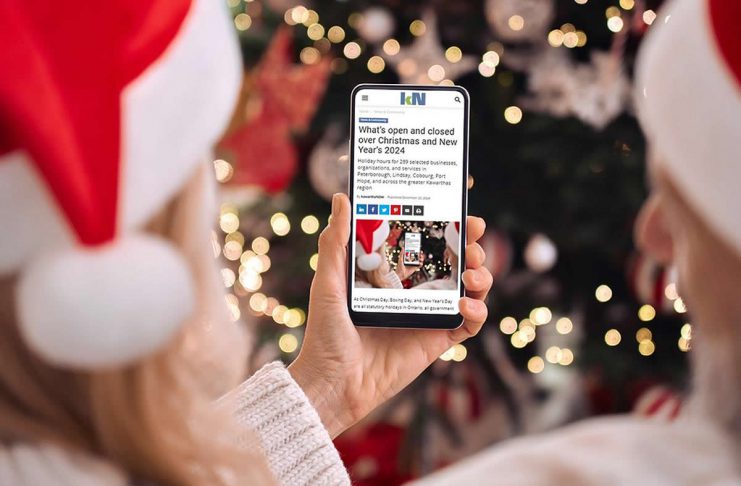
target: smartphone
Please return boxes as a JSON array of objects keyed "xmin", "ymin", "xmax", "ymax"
[
  {"xmin": 403, "ymin": 232, "xmax": 422, "ymax": 266},
  {"xmin": 347, "ymin": 84, "xmax": 469, "ymax": 329}
]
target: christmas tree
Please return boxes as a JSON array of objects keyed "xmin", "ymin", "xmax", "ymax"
[{"xmin": 215, "ymin": 0, "xmax": 689, "ymax": 481}]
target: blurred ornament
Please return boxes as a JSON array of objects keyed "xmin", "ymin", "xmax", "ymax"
[
  {"xmin": 308, "ymin": 125, "xmax": 349, "ymax": 200},
  {"xmin": 218, "ymin": 28, "xmax": 331, "ymax": 192},
  {"xmin": 522, "ymin": 50, "xmax": 630, "ymax": 130},
  {"xmin": 571, "ymin": 52, "xmax": 630, "ymax": 130},
  {"xmin": 382, "ymin": 10, "xmax": 476, "ymax": 84},
  {"xmin": 479, "ymin": 230, "xmax": 513, "ymax": 280},
  {"xmin": 357, "ymin": 7, "xmax": 395, "ymax": 44},
  {"xmin": 524, "ymin": 233, "xmax": 557, "ymax": 273},
  {"xmin": 627, "ymin": 251, "xmax": 676, "ymax": 312},
  {"xmin": 485, "ymin": 0, "xmax": 555, "ymax": 43},
  {"xmin": 633, "ymin": 385, "xmax": 682, "ymax": 421}
]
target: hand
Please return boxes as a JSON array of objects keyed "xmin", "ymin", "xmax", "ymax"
[
  {"xmin": 288, "ymin": 194, "xmax": 492, "ymax": 438},
  {"xmin": 394, "ymin": 241, "xmax": 420, "ymax": 281}
]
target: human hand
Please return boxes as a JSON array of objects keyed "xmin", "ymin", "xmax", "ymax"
[
  {"xmin": 288, "ymin": 194, "xmax": 492, "ymax": 438},
  {"xmin": 394, "ymin": 239, "xmax": 421, "ymax": 281}
]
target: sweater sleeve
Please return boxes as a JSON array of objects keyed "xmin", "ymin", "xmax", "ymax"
[{"xmin": 226, "ymin": 361, "xmax": 350, "ymax": 486}]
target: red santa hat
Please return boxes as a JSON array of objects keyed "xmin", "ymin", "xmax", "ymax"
[
  {"xmin": 356, "ymin": 220, "xmax": 390, "ymax": 271},
  {"xmin": 0, "ymin": 0, "xmax": 241, "ymax": 368},
  {"xmin": 635, "ymin": 0, "xmax": 741, "ymax": 256},
  {"xmin": 444, "ymin": 222, "xmax": 461, "ymax": 256}
]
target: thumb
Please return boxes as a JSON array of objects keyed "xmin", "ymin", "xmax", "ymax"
[{"xmin": 314, "ymin": 193, "xmax": 351, "ymax": 294}]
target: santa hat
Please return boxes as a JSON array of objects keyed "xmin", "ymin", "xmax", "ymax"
[
  {"xmin": 635, "ymin": 0, "xmax": 741, "ymax": 256},
  {"xmin": 0, "ymin": 0, "xmax": 241, "ymax": 368},
  {"xmin": 356, "ymin": 220, "xmax": 390, "ymax": 271},
  {"xmin": 444, "ymin": 222, "xmax": 461, "ymax": 256}
]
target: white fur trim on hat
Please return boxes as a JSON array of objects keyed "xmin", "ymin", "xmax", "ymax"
[
  {"xmin": 17, "ymin": 235, "xmax": 195, "ymax": 369},
  {"xmin": 444, "ymin": 222, "xmax": 460, "ymax": 256},
  {"xmin": 635, "ymin": 0, "xmax": 741, "ymax": 257},
  {"xmin": 357, "ymin": 252, "xmax": 383, "ymax": 272}
]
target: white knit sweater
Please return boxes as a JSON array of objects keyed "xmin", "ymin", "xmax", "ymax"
[
  {"xmin": 0, "ymin": 361, "xmax": 350, "ymax": 486},
  {"xmin": 3, "ymin": 361, "xmax": 740, "ymax": 485}
]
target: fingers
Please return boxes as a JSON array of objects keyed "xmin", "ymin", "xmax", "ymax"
[
  {"xmin": 466, "ymin": 216, "xmax": 486, "ymax": 243},
  {"xmin": 461, "ymin": 267, "xmax": 493, "ymax": 301},
  {"xmin": 314, "ymin": 193, "xmax": 351, "ymax": 291},
  {"xmin": 465, "ymin": 242, "xmax": 485, "ymax": 269},
  {"xmin": 449, "ymin": 297, "xmax": 488, "ymax": 342}
]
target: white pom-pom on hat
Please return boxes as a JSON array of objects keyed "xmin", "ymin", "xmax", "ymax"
[
  {"xmin": 17, "ymin": 235, "xmax": 195, "ymax": 369},
  {"xmin": 357, "ymin": 252, "xmax": 383, "ymax": 272}
]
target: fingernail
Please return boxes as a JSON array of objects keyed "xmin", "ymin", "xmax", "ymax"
[{"xmin": 331, "ymin": 194, "xmax": 339, "ymax": 215}]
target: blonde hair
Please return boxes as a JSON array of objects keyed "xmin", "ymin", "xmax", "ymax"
[{"xmin": 0, "ymin": 166, "xmax": 274, "ymax": 486}]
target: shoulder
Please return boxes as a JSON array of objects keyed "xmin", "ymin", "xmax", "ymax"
[
  {"xmin": 414, "ymin": 415, "xmax": 740, "ymax": 486},
  {"xmin": 0, "ymin": 442, "xmax": 128, "ymax": 486}
]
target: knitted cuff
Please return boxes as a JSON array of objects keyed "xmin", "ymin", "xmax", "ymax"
[{"xmin": 230, "ymin": 361, "xmax": 350, "ymax": 486}]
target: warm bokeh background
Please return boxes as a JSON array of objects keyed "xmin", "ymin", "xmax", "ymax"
[{"xmin": 213, "ymin": 1, "xmax": 688, "ymax": 483}]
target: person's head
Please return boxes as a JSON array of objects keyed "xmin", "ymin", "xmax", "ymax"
[
  {"xmin": 355, "ymin": 220, "xmax": 394, "ymax": 288},
  {"xmin": 0, "ymin": 1, "xmax": 273, "ymax": 484},
  {"xmin": 633, "ymin": 0, "xmax": 740, "ymax": 439}
]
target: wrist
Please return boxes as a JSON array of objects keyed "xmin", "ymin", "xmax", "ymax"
[{"xmin": 288, "ymin": 358, "xmax": 350, "ymax": 438}]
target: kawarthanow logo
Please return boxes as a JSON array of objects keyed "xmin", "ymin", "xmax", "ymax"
[{"xmin": 400, "ymin": 92, "xmax": 426, "ymax": 106}]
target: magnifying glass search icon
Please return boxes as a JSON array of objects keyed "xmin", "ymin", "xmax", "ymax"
[{"xmin": 454, "ymin": 96, "xmax": 461, "ymax": 103}]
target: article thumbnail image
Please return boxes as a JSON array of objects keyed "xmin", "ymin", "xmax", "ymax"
[{"xmin": 355, "ymin": 220, "xmax": 460, "ymax": 290}]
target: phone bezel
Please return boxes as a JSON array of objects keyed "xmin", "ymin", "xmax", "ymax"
[{"xmin": 346, "ymin": 83, "xmax": 470, "ymax": 330}]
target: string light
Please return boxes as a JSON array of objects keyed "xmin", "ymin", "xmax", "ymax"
[
  {"xmin": 638, "ymin": 304, "xmax": 656, "ymax": 322},
  {"xmin": 279, "ymin": 333, "xmax": 299, "ymax": 353},
  {"xmin": 445, "ymin": 46, "xmax": 463, "ymax": 63},
  {"xmin": 507, "ymin": 15, "xmax": 525, "ymax": 31},
  {"xmin": 343, "ymin": 41, "xmax": 362, "ymax": 59},
  {"xmin": 439, "ymin": 346, "xmax": 456, "ymax": 361},
  {"xmin": 213, "ymin": 159, "xmax": 234, "ymax": 182},
  {"xmin": 673, "ymin": 297, "xmax": 687, "ymax": 313},
  {"xmin": 301, "ymin": 215, "xmax": 320, "ymax": 234},
  {"xmin": 409, "ymin": 19, "xmax": 426, "ymax": 36},
  {"xmin": 251, "ymin": 237, "xmax": 270, "ymax": 255},
  {"xmin": 664, "ymin": 283, "xmax": 679, "ymax": 300},
  {"xmin": 595, "ymin": 284, "xmax": 612, "ymax": 302},
  {"xmin": 607, "ymin": 16, "xmax": 624, "ymax": 32},
  {"xmin": 559, "ymin": 348, "xmax": 574, "ymax": 365},
  {"xmin": 225, "ymin": 231, "xmax": 244, "ymax": 246},
  {"xmin": 306, "ymin": 23, "xmax": 325, "ymax": 41},
  {"xmin": 556, "ymin": 317, "xmax": 573, "ymax": 334},
  {"xmin": 249, "ymin": 293, "xmax": 268, "ymax": 313},
  {"xmin": 451, "ymin": 344, "xmax": 467, "ymax": 362},
  {"xmin": 530, "ymin": 307, "xmax": 552, "ymax": 325},
  {"xmin": 234, "ymin": 13, "xmax": 252, "ymax": 31},
  {"xmin": 223, "ymin": 241, "xmax": 243, "ymax": 261},
  {"xmin": 270, "ymin": 213, "xmax": 290, "ymax": 236},
  {"xmin": 638, "ymin": 339, "xmax": 655, "ymax": 356},
  {"xmin": 239, "ymin": 270, "xmax": 262, "ymax": 291},
  {"xmin": 327, "ymin": 26, "xmax": 345, "ymax": 43},
  {"xmin": 527, "ymin": 356, "xmax": 545, "ymax": 373},
  {"xmin": 605, "ymin": 329, "xmax": 621, "ymax": 346},
  {"xmin": 619, "ymin": 0, "xmax": 635, "ymax": 10},
  {"xmin": 545, "ymin": 346, "xmax": 562, "ymax": 364},
  {"xmin": 383, "ymin": 39, "xmax": 400, "ymax": 56},
  {"xmin": 284, "ymin": 308, "xmax": 306, "ymax": 328},
  {"xmin": 478, "ymin": 62, "xmax": 495, "ymax": 77},
  {"xmin": 309, "ymin": 253, "xmax": 319, "ymax": 271},
  {"xmin": 548, "ymin": 29, "xmax": 565, "ymax": 47},
  {"xmin": 635, "ymin": 327, "xmax": 652, "ymax": 342},
  {"xmin": 499, "ymin": 316, "xmax": 518, "ymax": 334},
  {"xmin": 427, "ymin": 64, "xmax": 445, "ymax": 82},
  {"xmin": 220, "ymin": 212, "xmax": 240, "ymax": 234},
  {"xmin": 504, "ymin": 106, "xmax": 522, "ymax": 124},
  {"xmin": 511, "ymin": 331, "xmax": 527, "ymax": 348},
  {"xmin": 347, "ymin": 12, "xmax": 362, "ymax": 29},
  {"xmin": 300, "ymin": 47, "xmax": 321, "ymax": 65},
  {"xmin": 678, "ymin": 323, "xmax": 692, "ymax": 351},
  {"xmin": 367, "ymin": 56, "xmax": 386, "ymax": 74},
  {"xmin": 643, "ymin": 9, "xmax": 657, "ymax": 25}
]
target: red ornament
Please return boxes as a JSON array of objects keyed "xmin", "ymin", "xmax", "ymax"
[{"xmin": 219, "ymin": 27, "xmax": 331, "ymax": 192}]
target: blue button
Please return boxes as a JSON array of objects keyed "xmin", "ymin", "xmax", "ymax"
[
  {"xmin": 379, "ymin": 205, "xmax": 390, "ymax": 215},
  {"xmin": 356, "ymin": 204, "xmax": 367, "ymax": 214},
  {"xmin": 368, "ymin": 204, "xmax": 378, "ymax": 214}
]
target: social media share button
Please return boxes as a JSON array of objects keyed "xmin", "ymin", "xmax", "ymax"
[
  {"xmin": 368, "ymin": 204, "xmax": 379, "ymax": 215},
  {"xmin": 413, "ymin": 205, "xmax": 424, "ymax": 216},
  {"xmin": 402, "ymin": 205, "xmax": 413, "ymax": 216},
  {"xmin": 379, "ymin": 205, "xmax": 390, "ymax": 215},
  {"xmin": 356, "ymin": 204, "xmax": 367, "ymax": 215},
  {"xmin": 391, "ymin": 205, "xmax": 401, "ymax": 215}
]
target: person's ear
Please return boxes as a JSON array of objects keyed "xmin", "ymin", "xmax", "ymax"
[{"xmin": 635, "ymin": 193, "xmax": 674, "ymax": 265}]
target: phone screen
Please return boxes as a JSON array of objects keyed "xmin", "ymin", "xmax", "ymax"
[
  {"xmin": 403, "ymin": 232, "xmax": 422, "ymax": 266},
  {"xmin": 348, "ymin": 85, "xmax": 468, "ymax": 321}
]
